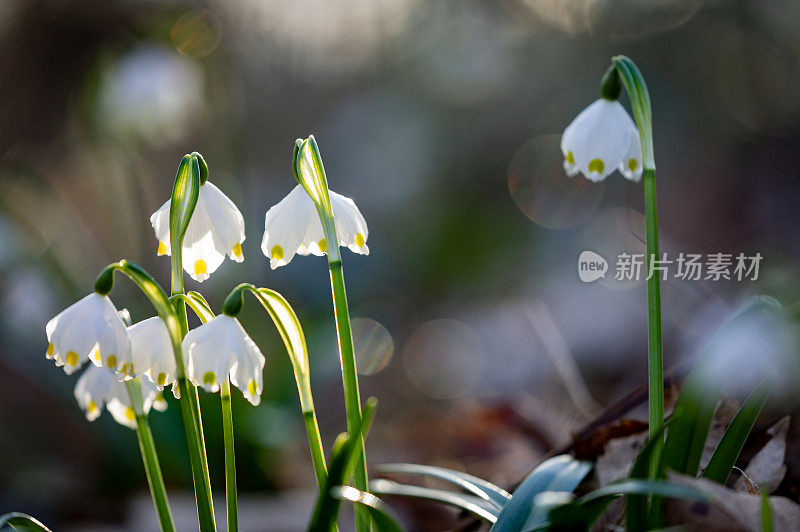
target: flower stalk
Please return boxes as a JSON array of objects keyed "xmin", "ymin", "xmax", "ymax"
[
  {"xmin": 95, "ymin": 260, "xmax": 216, "ymax": 532},
  {"xmin": 125, "ymin": 378, "xmax": 176, "ymax": 532},
  {"xmin": 608, "ymin": 56, "xmax": 663, "ymax": 444},
  {"xmin": 222, "ymin": 283, "xmax": 329, "ymax": 490},
  {"xmin": 292, "ymin": 137, "xmax": 370, "ymax": 532}
]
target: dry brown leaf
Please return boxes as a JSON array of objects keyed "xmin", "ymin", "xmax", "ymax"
[
  {"xmin": 734, "ymin": 416, "xmax": 789, "ymax": 495},
  {"xmin": 665, "ymin": 473, "xmax": 800, "ymax": 531}
]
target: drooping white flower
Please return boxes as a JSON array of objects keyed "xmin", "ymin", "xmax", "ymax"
[
  {"xmin": 74, "ymin": 365, "xmax": 167, "ymax": 429},
  {"xmin": 128, "ymin": 317, "xmax": 177, "ymax": 393},
  {"xmin": 151, "ymin": 181, "xmax": 246, "ymax": 282},
  {"xmin": 46, "ymin": 293, "xmax": 131, "ymax": 375},
  {"xmin": 260, "ymin": 184, "xmax": 369, "ymax": 269},
  {"xmin": 182, "ymin": 314, "xmax": 266, "ymax": 405},
  {"xmin": 561, "ymin": 99, "xmax": 643, "ymax": 182}
]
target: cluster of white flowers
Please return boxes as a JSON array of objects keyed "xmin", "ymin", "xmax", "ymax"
[{"xmin": 45, "ymin": 158, "xmax": 369, "ymax": 427}]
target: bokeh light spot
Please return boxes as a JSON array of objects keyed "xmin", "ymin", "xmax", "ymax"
[
  {"xmin": 508, "ymin": 135, "xmax": 604, "ymax": 229},
  {"xmin": 172, "ymin": 10, "xmax": 222, "ymax": 58},
  {"xmin": 352, "ymin": 318, "xmax": 394, "ymax": 376}
]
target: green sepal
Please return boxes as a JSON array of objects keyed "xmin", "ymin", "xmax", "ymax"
[
  {"xmin": 600, "ymin": 64, "xmax": 621, "ymax": 101},
  {"xmin": 169, "ymin": 154, "xmax": 201, "ymax": 292},
  {"xmin": 191, "ymin": 151, "xmax": 209, "ymax": 185}
]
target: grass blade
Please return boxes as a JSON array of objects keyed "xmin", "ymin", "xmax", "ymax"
[
  {"xmin": 371, "ymin": 479, "xmax": 500, "ymax": 523},
  {"xmin": 703, "ymin": 381, "xmax": 770, "ymax": 485},
  {"xmin": 626, "ymin": 426, "xmax": 666, "ymax": 532},
  {"xmin": 376, "ymin": 463, "xmax": 510, "ymax": 509},
  {"xmin": 331, "ymin": 486, "xmax": 404, "ymax": 532},
  {"xmin": 308, "ymin": 398, "xmax": 377, "ymax": 532},
  {"xmin": 0, "ymin": 513, "xmax": 53, "ymax": 532}
]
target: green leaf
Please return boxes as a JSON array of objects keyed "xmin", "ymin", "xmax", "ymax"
[
  {"xmin": 663, "ymin": 296, "xmax": 779, "ymax": 479},
  {"xmin": 371, "ymin": 479, "xmax": 500, "ymax": 523},
  {"xmin": 376, "ymin": 463, "xmax": 510, "ymax": 509},
  {"xmin": 0, "ymin": 513, "xmax": 53, "ymax": 532},
  {"xmin": 547, "ymin": 480, "xmax": 713, "ymax": 531},
  {"xmin": 626, "ymin": 426, "xmax": 666, "ymax": 532},
  {"xmin": 703, "ymin": 381, "xmax": 770, "ymax": 485},
  {"xmin": 489, "ymin": 455, "xmax": 592, "ymax": 532},
  {"xmin": 308, "ymin": 398, "xmax": 377, "ymax": 532},
  {"xmin": 330, "ymin": 486, "xmax": 404, "ymax": 532}
]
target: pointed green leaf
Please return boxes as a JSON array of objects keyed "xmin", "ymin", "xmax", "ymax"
[
  {"xmin": 371, "ymin": 479, "xmax": 500, "ymax": 523},
  {"xmin": 489, "ymin": 455, "xmax": 592, "ymax": 532},
  {"xmin": 376, "ymin": 463, "xmax": 510, "ymax": 509},
  {"xmin": 703, "ymin": 381, "xmax": 770, "ymax": 485},
  {"xmin": 0, "ymin": 513, "xmax": 53, "ymax": 532}
]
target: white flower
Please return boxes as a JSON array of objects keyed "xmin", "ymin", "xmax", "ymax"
[
  {"xmin": 151, "ymin": 181, "xmax": 246, "ymax": 282},
  {"xmin": 46, "ymin": 293, "xmax": 131, "ymax": 375},
  {"xmin": 260, "ymin": 184, "xmax": 369, "ymax": 269},
  {"xmin": 561, "ymin": 99, "xmax": 643, "ymax": 182},
  {"xmin": 74, "ymin": 365, "xmax": 167, "ymax": 429},
  {"xmin": 182, "ymin": 315, "xmax": 266, "ymax": 405},
  {"xmin": 129, "ymin": 317, "xmax": 177, "ymax": 393}
]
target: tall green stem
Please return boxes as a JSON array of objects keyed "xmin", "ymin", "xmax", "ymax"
[
  {"xmin": 304, "ymin": 409, "xmax": 328, "ymax": 490},
  {"xmin": 221, "ymin": 378, "xmax": 238, "ymax": 532},
  {"xmin": 328, "ymin": 260, "xmax": 370, "ymax": 532},
  {"xmin": 643, "ymin": 167, "xmax": 663, "ymax": 440},
  {"xmin": 95, "ymin": 261, "xmax": 216, "ymax": 532},
  {"xmin": 125, "ymin": 379, "xmax": 175, "ymax": 532}
]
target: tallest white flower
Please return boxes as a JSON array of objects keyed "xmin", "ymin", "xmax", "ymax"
[
  {"xmin": 561, "ymin": 99, "xmax": 643, "ymax": 183},
  {"xmin": 151, "ymin": 180, "xmax": 245, "ymax": 282}
]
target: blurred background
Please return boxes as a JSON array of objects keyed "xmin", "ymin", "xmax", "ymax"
[{"xmin": 2, "ymin": 0, "xmax": 800, "ymax": 530}]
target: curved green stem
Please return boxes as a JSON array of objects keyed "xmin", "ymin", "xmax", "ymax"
[
  {"xmin": 610, "ymin": 56, "xmax": 663, "ymax": 477},
  {"xmin": 95, "ymin": 261, "xmax": 216, "ymax": 532},
  {"xmin": 125, "ymin": 379, "xmax": 175, "ymax": 532},
  {"xmin": 223, "ymin": 283, "xmax": 328, "ymax": 490}
]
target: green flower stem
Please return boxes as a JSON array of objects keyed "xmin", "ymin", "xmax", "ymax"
[
  {"xmin": 125, "ymin": 379, "xmax": 175, "ymax": 532},
  {"xmin": 222, "ymin": 283, "xmax": 329, "ymax": 490},
  {"xmin": 328, "ymin": 260, "xmax": 369, "ymax": 527},
  {"xmin": 95, "ymin": 261, "xmax": 216, "ymax": 532},
  {"xmin": 176, "ymin": 292, "xmax": 239, "ymax": 532},
  {"xmin": 610, "ymin": 56, "xmax": 663, "ymax": 473},
  {"xmin": 220, "ymin": 378, "xmax": 238, "ymax": 532}
]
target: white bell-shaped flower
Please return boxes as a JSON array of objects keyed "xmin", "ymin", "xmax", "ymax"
[
  {"xmin": 151, "ymin": 181, "xmax": 246, "ymax": 282},
  {"xmin": 74, "ymin": 365, "xmax": 167, "ymax": 429},
  {"xmin": 46, "ymin": 293, "xmax": 131, "ymax": 375},
  {"xmin": 561, "ymin": 99, "xmax": 643, "ymax": 182},
  {"xmin": 261, "ymin": 184, "xmax": 369, "ymax": 269},
  {"xmin": 182, "ymin": 314, "xmax": 266, "ymax": 405},
  {"xmin": 128, "ymin": 317, "xmax": 177, "ymax": 393}
]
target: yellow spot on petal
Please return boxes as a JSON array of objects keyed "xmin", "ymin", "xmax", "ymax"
[
  {"xmin": 628, "ymin": 158, "xmax": 638, "ymax": 172},
  {"xmin": 157, "ymin": 241, "xmax": 167, "ymax": 255},
  {"xmin": 588, "ymin": 158, "xmax": 605, "ymax": 174},
  {"xmin": 106, "ymin": 355, "xmax": 117, "ymax": 369},
  {"xmin": 157, "ymin": 372, "xmax": 167, "ymax": 386},
  {"xmin": 355, "ymin": 233, "xmax": 365, "ymax": 248},
  {"xmin": 155, "ymin": 393, "xmax": 164, "ymax": 403},
  {"xmin": 125, "ymin": 407, "xmax": 136, "ymax": 421},
  {"xmin": 120, "ymin": 363, "xmax": 128, "ymax": 375},
  {"xmin": 46, "ymin": 342, "xmax": 54, "ymax": 358},
  {"xmin": 203, "ymin": 371, "xmax": 216, "ymax": 386},
  {"xmin": 318, "ymin": 239, "xmax": 327, "ymax": 253},
  {"xmin": 233, "ymin": 243, "xmax": 243, "ymax": 258},
  {"xmin": 247, "ymin": 380, "xmax": 257, "ymax": 397},
  {"xmin": 271, "ymin": 245, "xmax": 283, "ymax": 261},
  {"xmin": 566, "ymin": 151, "xmax": 575, "ymax": 165},
  {"xmin": 88, "ymin": 401, "xmax": 98, "ymax": 413},
  {"xmin": 92, "ymin": 350, "xmax": 102, "ymax": 364},
  {"xmin": 66, "ymin": 351, "xmax": 79, "ymax": 367},
  {"xmin": 194, "ymin": 259, "xmax": 207, "ymax": 275}
]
